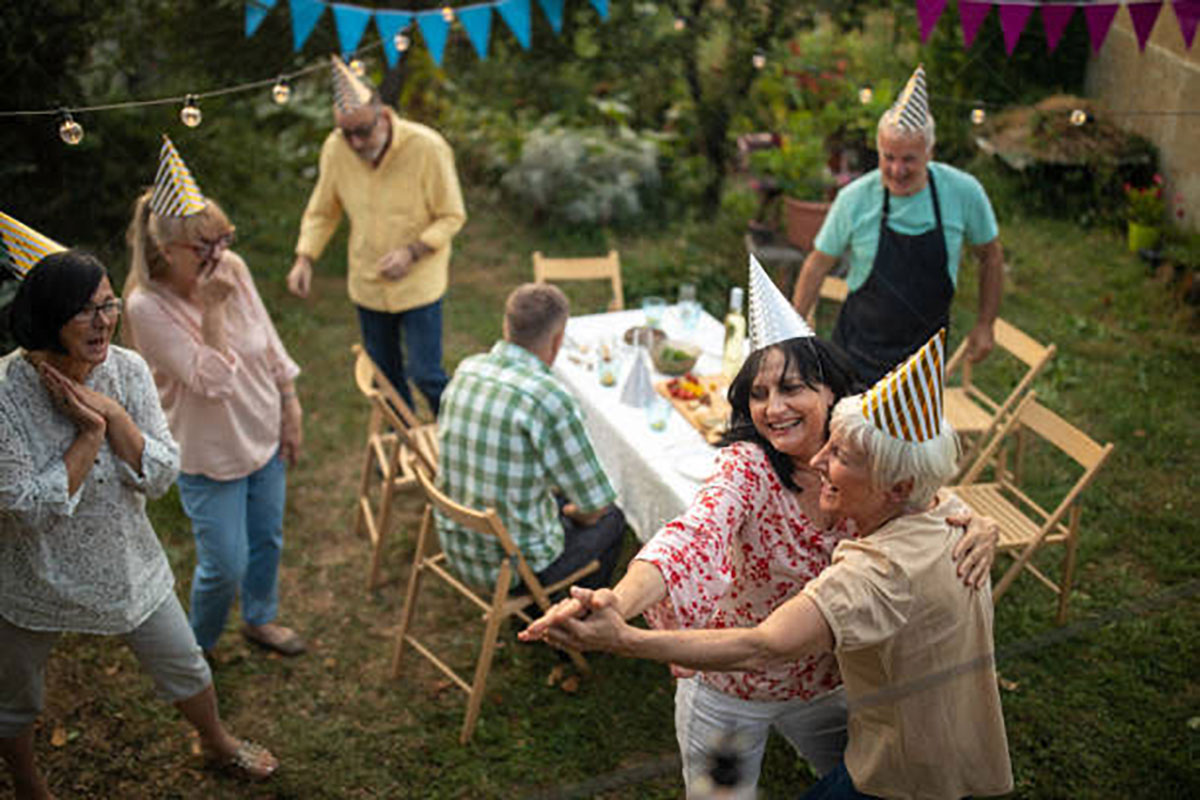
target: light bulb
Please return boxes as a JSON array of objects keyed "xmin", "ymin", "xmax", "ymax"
[
  {"xmin": 752, "ymin": 50, "xmax": 766, "ymax": 70},
  {"xmin": 394, "ymin": 32, "xmax": 410, "ymax": 52},
  {"xmin": 1070, "ymin": 109, "xmax": 1088, "ymax": 127},
  {"xmin": 272, "ymin": 78, "xmax": 291, "ymax": 105},
  {"xmin": 180, "ymin": 96, "xmax": 202, "ymax": 128},
  {"xmin": 673, "ymin": 17, "xmax": 686, "ymax": 31},
  {"xmin": 441, "ymin": 6, "xmax": 454, "ymax": 22},
  {"xmin": 970, "ymin": 107, "xmax": 986, "ymax": 125},
  {"xmin": 858, "ymin": 85, "xmax": 874, "ymax": 105},
  {"xmin": 58, "ymin": 112, "xmax": 84, "ymax": 145},
  {"xmin": 349, "ymin": 59, "xmax": 365, "ymax": 77}
]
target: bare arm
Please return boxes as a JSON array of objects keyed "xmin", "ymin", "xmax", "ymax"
[
  {"xmin": 521, "ymin": 559, "xmax": 668, "ymax": 641},
  {"xmin": 966, "ymin": 238, "xmax": 1004, "ymax": 363},
  {"xmin": 791, "ymin": 250, "xmax": 839, "ymax": 319}
]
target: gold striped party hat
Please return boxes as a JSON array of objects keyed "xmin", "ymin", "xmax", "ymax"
[
  {"xmin": 884, "ymin": 64, "xmax": 930, "ymax": 133},
  {"xmin": 860, "ymin": 328, "xmax": 945, "ymax": 442},
  {"xmin": 747, "ymin": 254, "xmax": 814, "ymax": 352},
  {"xmin": 0, "ymin": 211, "xmax": 66, "ymax": 278},
  {"xmin": 331, "ymin": 55, "xmax": 374, "ymax": 114},
  {"xmin": 149, "ymin": 135, "xmax": 206, "ymax": 217}
]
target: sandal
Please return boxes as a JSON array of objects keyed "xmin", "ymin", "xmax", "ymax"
[
  {"xmin": 206, "ymin": 739, "xmax": 278, "ymax": 780},
  {"xmin": 242, "ymin": 624, "xmax": 307, "ymax": 656}
]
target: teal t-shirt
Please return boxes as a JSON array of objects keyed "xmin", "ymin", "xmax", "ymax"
[{"xmin": 813, "ymin": 162, "xmax": 999, "ymax": 292}]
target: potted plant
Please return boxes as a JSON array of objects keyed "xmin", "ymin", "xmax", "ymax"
[
  {"xmin": 750, "ymin": 111, "xmax": 835, "ymax": 251},
  {"xmin": 1125, "ymin": 175, "xmax": 1166, "ymax": 253}
]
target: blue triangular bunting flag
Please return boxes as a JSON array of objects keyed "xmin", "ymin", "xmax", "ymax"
[
  {"xmin": 332, "ymin": 3, "xmax": 373, "ymax": 58},
  {"xmin": 289, "ymin": 0, "xmax": 326, "ymax": 51},
  {"xmin": 375, "ymin": 10, "xmax": 414, "ymax": 68},
  {"xmin": 458, "ymin": 5, "xmax": 493, "ymax": 60},
  {"xmin": 245, "ymin": 0, "xmax": 277, "ymax": 37},
  {"xmin": 416, "ymin": 11, "xmax": 450, "ymax": 67},
  {"xmin": 589, "ymin": 0, "xmax": 609, "ymax": 22},
  {"xmin": 497, "ymin": 0, "xmax": 532, "ymax": 49},
  {"xmin": 537, "ymin": 0, "xmax": 564, "ymax": 34}
]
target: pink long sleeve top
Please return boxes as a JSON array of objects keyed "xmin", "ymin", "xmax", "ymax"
[
  {"xmin": 636, "ymin": 441, "xmax": 856, "ymax": 702},
  {"xmin": 124, "ymin": 251, "xmax": 300, "ymax": 481}
]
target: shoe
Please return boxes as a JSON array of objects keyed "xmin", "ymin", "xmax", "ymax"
[
  {"xmin": 206, "ymin": 739, "xmax": 278, "ymax": 780},
  {"xmin": 241, "ymin": 624, "xmax": 307, "ymax": 656}
]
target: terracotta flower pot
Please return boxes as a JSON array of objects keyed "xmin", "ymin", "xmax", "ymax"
[
  {"xmin": 1127, "ymin": 222, "xmax": 1161, "ymax": 253},
  {"xmin": 783, "ymin": 197, "xmax": 832, "ymax": 252}
]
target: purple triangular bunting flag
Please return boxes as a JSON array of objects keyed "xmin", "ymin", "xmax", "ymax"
[
  {"xmin": 1084, "ymin": 3, "xmax": 1120, "ymax": 53},
  {"xmin": 959, "ymin": 2, "xmax": 993, "ymax": 50},
  {"xmin": 917, "ymin": 0, "xmax": 948, "ymax": 43},
  {"xmin": 1128, "ymin": 1, "xmax": 1163, "ymax": 52},
  {"xmin": 998, "ymin": 3, "xmax": 1033, "ymax": 55},
  {"xmin": 1175, "ymin": 0, "xmax": 1200, "ymax": 49},
  {"xmin": 1040, "ymin": 4, "xmax": 1075, "ymax": 53}
]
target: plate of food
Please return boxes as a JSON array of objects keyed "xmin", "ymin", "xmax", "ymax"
[{"xmin": 657, "ymin": 373, "xmax": 730, "ymax": 444}]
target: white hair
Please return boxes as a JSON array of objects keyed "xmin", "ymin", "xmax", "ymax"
[
  {"xmin": 829, "ymin": 395, "xmax": 959, "ymax": 509},
  {"xmin": 877, "ymin": 110, "xmax": 936, "ymax": 154}
]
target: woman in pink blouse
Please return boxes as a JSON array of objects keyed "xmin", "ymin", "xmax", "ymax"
[
  {"xmin": 123, "ymin": 188, "xmax": 306, "ymax": 659},
  {"xmin": 525, "ymin": 336, "xmax": 995, "ymax": 796}
]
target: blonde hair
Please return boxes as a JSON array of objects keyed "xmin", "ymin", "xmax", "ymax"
[{"xmin": 122, "ymin": 189, "xmax": 233, "ymax": 346}]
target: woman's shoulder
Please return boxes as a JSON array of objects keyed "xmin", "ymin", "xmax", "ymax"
[
  {"xmin": 105, "ymin": 345, "xmax": 153, "ymax": 381},
  {"xmin": 719, "ymin": 439, "xmax": 771, "ymax": 468}
]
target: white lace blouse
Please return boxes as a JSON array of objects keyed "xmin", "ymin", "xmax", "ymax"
[{"xmin": 0, "ymin": 346, "xmax": 179, "ymax": 634}]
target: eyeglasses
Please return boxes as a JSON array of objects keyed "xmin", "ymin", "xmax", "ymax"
[
  {"xmin": 176, "ymin": 233, "xmax": 234, "ymax": 264},
  {"xmin": 341, "ymin": 113, "xmax": 380, "ymax": 141},
  {"xmin": 72, "ymin": 298, "xmax": 123, "ymax": 324}
]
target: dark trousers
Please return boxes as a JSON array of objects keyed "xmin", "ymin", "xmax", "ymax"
[
  {"xmin": 534, "ymin": 504, "xmax": 627, "ymax": 593},
  {"xmin": 355, "ymin": 300, "xmax": 450, "ymax": 416},
  {"xmin": 800, "ymin": 761, "xmax": 882, "ymax": 800}
]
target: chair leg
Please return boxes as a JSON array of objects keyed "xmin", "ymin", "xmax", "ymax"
[
  {"xmin": 1056, "ymin": 510, "xmax": 1082, "ymax": 625},
  {"xmin": 392, "ymin": 507, "xmax": 432, "ymax": 678},
  {"xmin": 461, "ymin": 605, "xmax": 506, "ymax": 745},
  {"xmin": 367, "ymin": 442, "xmax": 402, "ymax": 591}
]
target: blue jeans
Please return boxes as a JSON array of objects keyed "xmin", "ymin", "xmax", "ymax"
[
  {"xmin": 800, "ymin": 761, "xmax": 882, "ymax": 800},
  {"xmin": 177, "ymin": 452, "xmax": 287, "ymax": 651},
  {"xmin": 356, "ymin": 299, "xmax": 450, "ymax": 416}
]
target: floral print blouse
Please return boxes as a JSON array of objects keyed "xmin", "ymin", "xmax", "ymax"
[
  {"xmin": 637, "ymin": 441, "xmax": 855, "ymax": 702},
  {"xmin": 0, "ymin": 347, "xmax": 179, "ymax": 634}
]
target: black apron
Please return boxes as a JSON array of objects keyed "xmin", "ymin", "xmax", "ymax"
[{"xmin": 833, "ymin": 172, "xmax": 953, "ymax": 384}]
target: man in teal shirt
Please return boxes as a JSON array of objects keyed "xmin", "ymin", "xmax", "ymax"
[{"xmin": 792, "ymin": 66, "xmax": 1004, "ymax": 383}]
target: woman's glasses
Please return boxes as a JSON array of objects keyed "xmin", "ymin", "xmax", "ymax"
[{"xmin": 72, "ymin": 298, "xmax": 123, "ymax": 324}]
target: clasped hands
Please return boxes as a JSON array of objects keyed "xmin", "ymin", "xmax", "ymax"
[
  {"xmin": 30, "ymin": 356, "xmax": 117, "ymax": 434},
  {"xmin": 519, "ymin": 587, "xmax": 629, "ymax": 654}
]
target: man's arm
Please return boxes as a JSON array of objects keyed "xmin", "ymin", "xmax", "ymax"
[
  {"xmin": 289, "ymin": 140, "xmax": 344, "ymax": 298},
  {"xmin": 791, "ymin": 250, "xmax": 840, "ymax": 319},
  {"xmin": 966, "ymin": 238, "xmax": 1004, "ymax": 363}
]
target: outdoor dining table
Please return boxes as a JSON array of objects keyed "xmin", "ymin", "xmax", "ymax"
[{"xmin": 552, "ymin": 305, "xmax": 731, "ymax": 542}]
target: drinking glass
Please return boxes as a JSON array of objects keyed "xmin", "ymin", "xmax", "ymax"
[
  {"xmin": 647, "ymin": 393, "xmax": 672, "ymax": 432},
  {"xmin": 642, "ymin": 296, "xmax": 667, "ymax": 329},
  {"xmin": 597, "ymin": 336, "xmax": 620, "ymax": 387},
  {"xmin": 677, "ymin": 283, "xmax": 700, "ymax": 333}
]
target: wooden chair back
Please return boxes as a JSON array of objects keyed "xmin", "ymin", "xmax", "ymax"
[
  {"xmin": 804, "ymin": 275, "xmax": 849, "ymax": 329},
  {"xmin": 392, "ymin": 451, "xmax": 599, "ymax": 744},
  {"xmin": 532, "ymin": 250, "xmax": 624, "ymax": 312},
  {"xmin": 953, "ymin": 392, "xmax": 1114, "ymax": 623}
]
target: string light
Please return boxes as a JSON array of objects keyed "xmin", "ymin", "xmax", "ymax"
[
  {"xmin": 441, "ymin": 6, "xmax": 454, "ymax": 22},
  {"xmin": 349, "ymin": 58, "xmax": 366, "ymax": 77},
  {"xmin": 180, "ymin": 95, "xmax": 202, "ymax": 127},
  {"xmin": 673, "ymin": 17, "xmax": 686, "ymax": 31},
  {"xmin": 751, "ymin": 50, "xmax": 766, "ymax": 70},
  {"xmin": 858, "ymin": 85, "xmax": 874, "ymax": 105},
  {"xmin": 970, "ymin": 107, "xmax": 986, "ymax": 125},
  {"xmin": 272, "ymin": 77, "xmax": 291, "ymax": 105},
  {"xmin": 58, "ymin": 110, "xmax": 84, "ymax": 145},
  {"xmin": 1070, "ymin": 109, "xmax": 1090, "ymax": 127},
  {"xmin": 394, "ymin": 31, "xmax": 410, "ymax": 52}
]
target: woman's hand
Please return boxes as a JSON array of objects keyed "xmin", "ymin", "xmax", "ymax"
[
  {"xmin": 949, "ymin": 513, "xmax": 999, "ymax": 589},
  {"xmin": 196, "ymin": 269, "xmax": 236, "ymax": 308},
  {"xmin": 279, "ymin": 393, "xmax": 303, "ymax": 467},
  {"xmin": 36, "ymin": 361, "xmax": 107, "ymax": 434},
  {"xmin": 540, "ymin": 587, "xmax": 630, "ymax": 654},
  {"xmin": 520, "ymin": 593, "xmax": 591, "ymax": 642}
]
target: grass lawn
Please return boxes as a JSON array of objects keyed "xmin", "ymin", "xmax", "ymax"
[{"xmin": 6, "ymin": 180, "xmax": 1198, "ymax": 799}]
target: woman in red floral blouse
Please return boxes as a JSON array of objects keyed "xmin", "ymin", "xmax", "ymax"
[{"xmin": 525, "ymin": 335, "xmax": 996, "ymax": 796}]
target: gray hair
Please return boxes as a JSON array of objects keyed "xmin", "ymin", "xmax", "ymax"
[
  {"xmin": 829, "ymin": 395, "xmax": 959, "ymax": 509},
  {"xmin": 505, "ymin": 283, "xmax": 569, "ymax": 349},
  {"xmin": 877, "ymin": 110, "xmax": 936, "ymax": 154}
]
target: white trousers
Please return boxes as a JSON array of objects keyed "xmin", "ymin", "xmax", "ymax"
[{"xmin": 675, "ymin": 676, "xmax": 848, "ymax": 798}]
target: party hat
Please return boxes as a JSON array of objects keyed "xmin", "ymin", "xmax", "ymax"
[
  {"xmin": 620, "ymin": 347, "xmax": 658, "ymax": 409},
  {"xmin": 149, "ymin": 135, "xmax": 206, "ymax": 218},
  {"xmin": 331, "ymin": 55, "xmax": 374, "ymax": 113},
  {"xmin": 0, "ymin": 211, "xmax": 66, "ymax": 278},
  {"xmin": 860, "ymin": 328, "xmax": 946, "ymax": 443},
  {"xmin": 747, "ymin": 254, "xmax": 814, "ymax": 352},
  {"xmin": 884, "ymin": 64, "xmax": 930, "ymax": 133}
]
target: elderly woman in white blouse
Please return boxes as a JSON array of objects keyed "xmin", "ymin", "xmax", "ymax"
[{"xmin": 0, "ymin": 251, "xmax": 277, "ymax": 798}]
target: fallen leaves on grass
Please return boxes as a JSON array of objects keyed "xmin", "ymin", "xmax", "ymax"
[{"xmin": 51, "ymin": 724, "xmax": 69, "ymax": 747}]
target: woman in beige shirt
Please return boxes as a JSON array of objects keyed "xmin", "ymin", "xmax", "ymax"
[{"xmin": 124, "ymin": 184, "xmax": 306, "ymax": 659}]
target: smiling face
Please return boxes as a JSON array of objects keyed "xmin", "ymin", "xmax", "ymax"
[
  {"xmin": 877, "ymin": 127, "xmax": 931, "ymax": 197},
  {"xmin": 747, "ymin": 347, "xmax": 835, "ymax": 464},
  {"xmin": 58, "ymin": 276, "xmax": 119, "ymax": 369},
  {"xmin": 809, "ymin": 425, "xmax": 891, "ymax": 527},
  {"xmin": 336, "ymin": 103, "xmax": 389, "ymax": 162}
]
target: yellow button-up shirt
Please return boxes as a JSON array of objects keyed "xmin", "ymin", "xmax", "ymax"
[{"xmin": 295, "ymin": 108, "xmax": 466, "ymax": 313}]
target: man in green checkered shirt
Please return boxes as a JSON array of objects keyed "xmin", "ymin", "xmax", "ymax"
[{"xmin": 436, "ymin": 283, "xmax": 625, "ymax": 590}]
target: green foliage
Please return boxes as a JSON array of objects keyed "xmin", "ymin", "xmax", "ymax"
[{"xmin": 1124, "ymin": 176, "xmax": 1166, "ymax": 226}]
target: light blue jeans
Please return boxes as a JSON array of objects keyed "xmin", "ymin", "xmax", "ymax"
[{"xmin": 177, "ymin": 452, "xmax": 286, "ymax": 651}]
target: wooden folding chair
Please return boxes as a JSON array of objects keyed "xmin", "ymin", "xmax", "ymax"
[
  {"xmin": 951, "ymin": 392, "xmax": 1114, "ymax": 624},
  {"xmin": 350, "ymin": 344, "xmax": 440, "ymax": 591},
  {"xmin": 944, "ymin": 318, "xmax": 1056, "ymax": 479},
  {"xmin": 391, "ymin": 451, "xmax": 599, "ymax": 744},
  {"xmin": 532, "ymin": 250, "xmax": 624, "ymax": 311}
]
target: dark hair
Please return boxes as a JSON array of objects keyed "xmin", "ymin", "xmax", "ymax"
[
  {"xmin": 720, "ymin": 336, "xmax": 864, "ymax": 491},
  {"xmin": 9, "ymin": 250, "xmax": 106, "ymax": 353}
]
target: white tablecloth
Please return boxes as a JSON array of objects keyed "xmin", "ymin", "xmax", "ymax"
[{"xmin": 553, "ymin": 307, "xmax": 728, "ymax": 542}]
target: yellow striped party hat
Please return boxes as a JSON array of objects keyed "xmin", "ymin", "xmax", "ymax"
[
  {"xmin": 331, "ymin": 55, "xmax": 374, "ymax": 114},
  {"xmin": 860, "ymin": 328, "xmax": 946, "ymax": 442},
  {"xmin": 0, "ymin": 211, "xmax": 66, "ymax": 278},
  {"xmin": 149, "ymin": 135, "xmax": 206, "ymax": 217},
  {"xmin": 884, "ymin": 64, "xmax": 930, "ymax": 133}
]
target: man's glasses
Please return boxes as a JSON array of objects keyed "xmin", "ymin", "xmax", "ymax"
[
  {"xmin": 341, "ymin": 113, "xmax": 380, "ymax": 141},
  {"xmin": 72, "ymin": 298, "xmax": 123, "ymax": 324}
]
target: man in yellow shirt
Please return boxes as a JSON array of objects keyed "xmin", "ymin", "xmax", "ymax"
[{"xmin": 288, "ymin": 58, "xmax": 466, "ymax": 414}]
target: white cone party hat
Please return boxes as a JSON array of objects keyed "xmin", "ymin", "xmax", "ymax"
[
  {"xmin": 747, "ymin": 254, "xmax": 814, "ymax": 352},
  {"xmin": 620, "ymin": 347, "xmax": 658, "ymax": 409},
  {"xmin": 331, "ymin": 55, "xmax": 374, "ymax": 113},
  {"xmin": 884, "ymin": 64, "xmax": 930, "ymax": 133},
  {"xmin": 860, "ymin": 328, "xmax": 946, "ymax": 443}
]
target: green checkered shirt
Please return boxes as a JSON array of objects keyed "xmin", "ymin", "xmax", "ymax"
[{"xmin": 436, "ymin": 340, "xmax": 617, "ymax": 588}]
